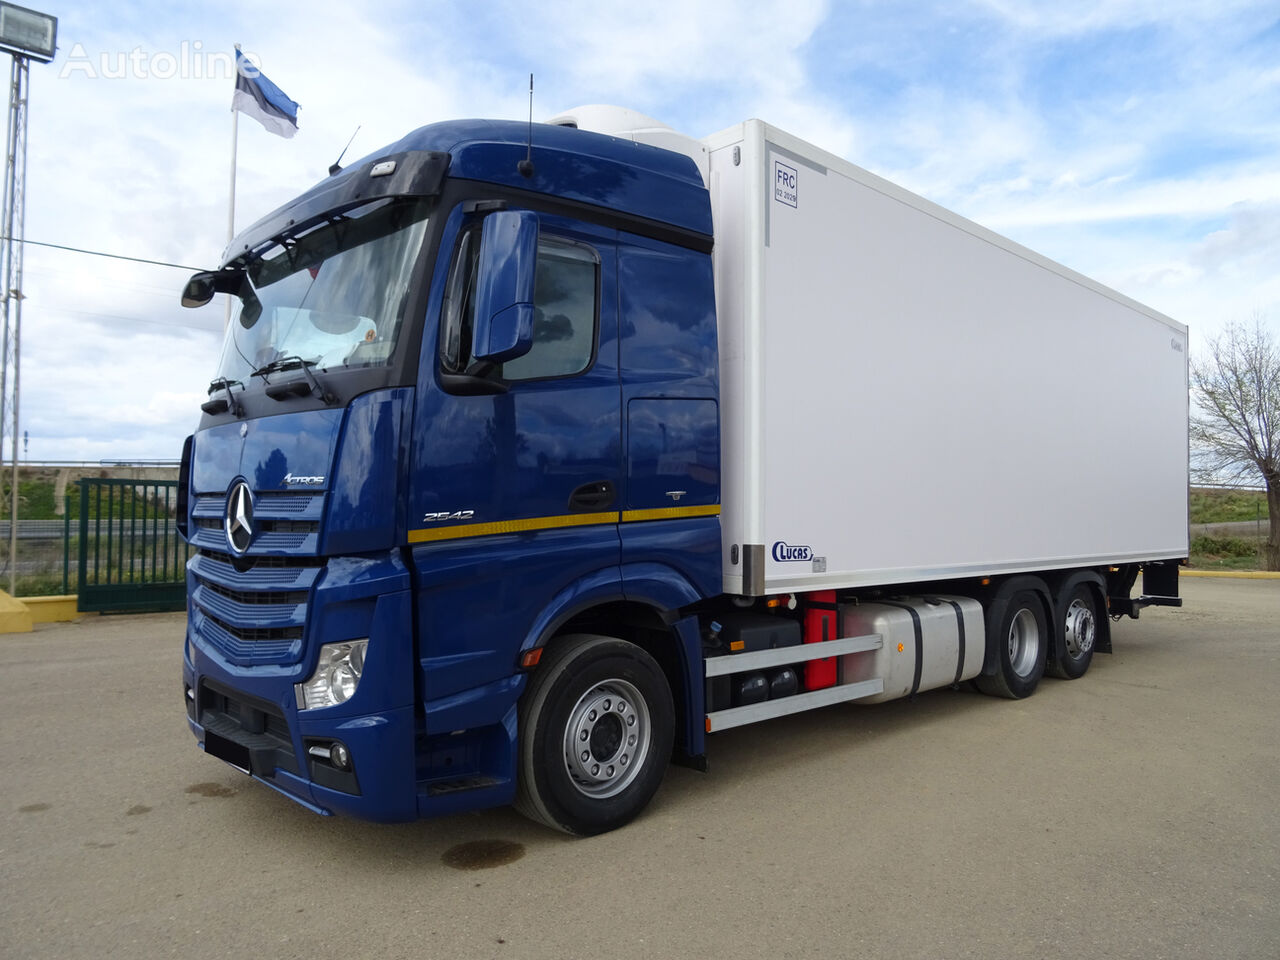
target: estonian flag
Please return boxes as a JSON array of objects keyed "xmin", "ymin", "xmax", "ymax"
[{"xmin": 232, "ymin": 48, "xmax": 299, "ymax": 139}]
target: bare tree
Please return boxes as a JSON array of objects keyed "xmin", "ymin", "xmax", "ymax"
[{"xmin": 1190, "ymin": 317, "xmax": 1280, "ymax": 570}]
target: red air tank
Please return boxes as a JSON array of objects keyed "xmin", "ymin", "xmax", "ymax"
[{"xmin": 802, "ymin": 589, "xmax": 838, "ymax": 690}]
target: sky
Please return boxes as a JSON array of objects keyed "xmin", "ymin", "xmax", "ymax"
[{"xmin": 9, "ymin": 0, "xmax": 1280, "ymax": 462}]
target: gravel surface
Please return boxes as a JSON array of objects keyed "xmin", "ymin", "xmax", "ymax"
[{"xmin": 2, "ymin": 577, "xmax": 1277, "ymax": 960}]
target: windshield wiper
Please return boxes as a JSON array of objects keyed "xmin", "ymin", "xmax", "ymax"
[
  {"xmin": 201, "ymin": 378, "xmax": 244, "ymax": 417},
  {"xmin": 250, "ymin": 355, "xmax": 316, "ymax": 378},
  {"xmin": 251, "ymin": 355, "xmax": 338, "ymax": 405}
]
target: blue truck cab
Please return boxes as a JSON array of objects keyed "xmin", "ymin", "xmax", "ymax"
[{"xmin": 179, "ymin": 119, "xmax": 723, "ymax": 834}]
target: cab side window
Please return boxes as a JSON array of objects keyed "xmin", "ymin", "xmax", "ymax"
[
  {"xmin": 440, "ymin": 222, "xmax": 599, "ymax": 382},
  {"xmin": 503, "ymin": 239, "xmax": 597, "ymax": 381},
  {"xmin": 439, "ymin": 226, "xmax": 479, "ymax": 375}
]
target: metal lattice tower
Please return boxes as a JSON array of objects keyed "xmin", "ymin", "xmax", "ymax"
[{"xmin": 0, "ymin": 53, "xmax": 28, "ymax": 593}]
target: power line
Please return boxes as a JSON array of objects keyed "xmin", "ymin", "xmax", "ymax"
[
  {"xmin": 0, "ymin": 236, "xmax": 203, "ymax": 272},
  {"xmin": 49, "ymin": 306, "xmax": 220, "ymax": 333},
  {"xmin": 51, "ymin": 306, "xmax": 221, "ymax": 332}
]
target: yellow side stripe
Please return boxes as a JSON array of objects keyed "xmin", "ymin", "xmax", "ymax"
[
  {"xmin": 408, "ymin": 511, "xmax": 617, "ymax": 544},
  {"xmin": 621, "ymin": 504, "xmax": 722, "ymax": 523},
  {"xmin": 407, "ymin": 503, "xmax": 721, "ymax": 544}
]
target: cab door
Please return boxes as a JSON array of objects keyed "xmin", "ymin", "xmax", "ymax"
[{"xmin": 409, "ymin": 210, "xmax": 621, "ymax": 703}]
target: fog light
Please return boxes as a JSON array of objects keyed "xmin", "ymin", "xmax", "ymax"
[
  {"xmin": 295, "ymin": 639, "xmax": 368, "ymax": 711},
  {"xmin": 330, "ymin": 742, "xmax": 352, "ymax": 771}
]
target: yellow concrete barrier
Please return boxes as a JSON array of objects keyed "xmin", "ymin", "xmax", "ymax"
[
  {"xmin": 0, "ymin": 590, "xmax": 32, "ymax": 633},
  {"xmin": 22, "ymin": 595, "xmax": 81, "ymax": 623},
  {"xmin": 1182, "ymin": 569, "xmax": 1280, "ymax": 580}
]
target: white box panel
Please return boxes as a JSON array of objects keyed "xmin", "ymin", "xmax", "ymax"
[{"xmin": 705, "ymin": 120, "xmax": 1189, "ymax": 595}]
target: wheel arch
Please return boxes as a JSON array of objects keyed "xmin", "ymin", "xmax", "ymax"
[
  {"xmin": 516, "ymin": 562, "xmax": 710, "ymax": 766},
  {"xmin": 544, "ymin": 600, "xmax": 702, "ymax": 767},
  {"xmin": 1042, "ymin": 567, "xmax": 1112, "ymax": 656}
]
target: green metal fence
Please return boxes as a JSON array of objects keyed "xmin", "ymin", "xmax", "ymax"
[{"xmin": 78, "ymin": 478, "xmax": 189, "ymax": 613}]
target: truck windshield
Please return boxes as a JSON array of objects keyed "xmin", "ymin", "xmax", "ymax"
[{"xmin": 214, "ymin": 197, "xmax": 432, "ymax": 381}]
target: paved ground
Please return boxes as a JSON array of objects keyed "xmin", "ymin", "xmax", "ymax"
[{"xmin": 2, "ymin": 577, "xmax": 1277, "ymax": 960}]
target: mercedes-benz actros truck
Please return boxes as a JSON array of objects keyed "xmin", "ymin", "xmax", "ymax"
[{"xmin": 179, "ymin": 106, "xmax": 1187, "ymax": 835}]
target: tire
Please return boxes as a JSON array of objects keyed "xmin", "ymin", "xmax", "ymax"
[
  {"xmin": 1046, "ymin": 582, "xmax": 1099, "ymax": 680},
  {"xmin": 514, "ymin": 634, "xmax": 674, "ymax": 836},
  {"xmin": 974, "ymin": 589, "xmax": 1048, "ymax": 699}
]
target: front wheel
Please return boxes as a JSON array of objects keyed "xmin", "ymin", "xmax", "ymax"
[{"xmin": 515, "ymin": 635, "xmax": 674, "ymax": 835}]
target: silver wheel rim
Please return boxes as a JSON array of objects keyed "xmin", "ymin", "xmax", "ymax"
[
  {"xmin": 1063, "ymin": 597, "xmax": 1096, "ymax": 659},
  {"xmin": 1007, "ymin": 607, "xmax": 1040, "ymax": 678},
  {"xmin": 562, "ymin": 678, "xmax": 650, "ymax": 800}
]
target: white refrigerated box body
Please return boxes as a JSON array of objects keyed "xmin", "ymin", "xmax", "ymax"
[{"xmin": 701, "ymin": 119, "xmax": 1188, "ymax": 596}]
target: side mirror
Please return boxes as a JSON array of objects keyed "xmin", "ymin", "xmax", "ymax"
[
  {"xmin": 181, "ymin": 269, "xmax": 244, "ymax": 308},
  {"xmin": 180, "ymin": 272, "xmax": 217, "ymax": 308},
  {"xmin": 471, "ymin": 210, "xmax": 538, "ymax": 364}
]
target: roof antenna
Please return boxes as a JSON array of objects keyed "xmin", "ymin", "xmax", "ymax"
[
  {"xmin": 517, "ymin": 74, "xmax": 535, "ymax": 178},
  {"xmin": 329, "ymin": 125, "xmax": 362, "ymax": 176}
]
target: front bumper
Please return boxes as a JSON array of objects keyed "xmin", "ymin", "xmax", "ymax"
[
  {"xmin": 182, "ymin": 577, "xmax": 420, "ymax": 822},
  {"xmin": 183, "ymin": 548, "xmax": 525, "ymax": 822}
]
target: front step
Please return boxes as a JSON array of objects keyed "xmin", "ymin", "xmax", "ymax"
[
  {"xmin": 417, "ymin": 774, "xmax": 514, "ymax": 819},
  {"xmin": 424, "ymin": 774, "xmax": 504, "ymax": 796}
]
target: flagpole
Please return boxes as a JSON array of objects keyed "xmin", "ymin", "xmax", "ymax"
[{"xmin": 225, "ymin": 44, "xmax": 240, "ymax": 328}]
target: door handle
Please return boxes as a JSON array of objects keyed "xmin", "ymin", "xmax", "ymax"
[{"xmin": 568, "ymin": 480, "xmax": 616, "ymax": 512}]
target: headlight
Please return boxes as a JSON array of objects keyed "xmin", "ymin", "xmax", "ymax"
[{"xmin": 295, "ymin": 640, "xmax": 368, "ymax": 711}]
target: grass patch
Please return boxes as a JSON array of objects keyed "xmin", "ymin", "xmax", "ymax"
[
  {"xmin": 14, "ymin": 571, "xmax": 71, "ymax": 598},
  {"xmin": 0, "ymin": 477, "xmax": 178, "ymax": 522},
  {"xmin": 1188, "ymin": 533, "xmax": 1263, "ymax": 571},
  {"xmin": 1190, "ymin": 488, "xmax": 1269, "ymax": 524}
]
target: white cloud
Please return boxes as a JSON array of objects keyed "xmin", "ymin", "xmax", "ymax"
[
  {"xmin": 969, "ymin": 0, "xmax": 1265, "ymax": 35},
  {"xmin": 5, "ymin": 0, "xmax": 1277, "ymax": 460}
]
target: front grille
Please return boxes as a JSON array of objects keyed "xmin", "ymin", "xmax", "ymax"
[
  {"xmin": 255, "ymin": 494, "xmax": 313, "ymax": 514},
  {"xmin": 200, "ymin": 580, "xmax": 309, "ymax": 606},
  {"xmin": 199, "ymin": 681, "xmax": 299, "ymax": 776},
  {"xmin": 197, "ymin": 611, "xmax": 302, "ymax": 664},
  {"xmin": 188, "ymin": 486, "xmax": 327, "ymax": 667},
  {"xmin": 188, "ymin": 491, "xmax": 324, "ymax": 555},
  {"xmin": 188, "ymin": 526, "xmax": 315, "ymax": 552},
  {"xmin": 260, "ymin": 519, "xmax": 318, "ymax": 534},
  {"xmin": 198, "ymin": 549, "xmax": 326, "ymax": 571},
  {"xmin": 193, "ymin": 517, "xmax": 320, "ymax": 535},
  {"xmin": 203, "ymin": 611, "xmax": 303, "ymax": 642}
]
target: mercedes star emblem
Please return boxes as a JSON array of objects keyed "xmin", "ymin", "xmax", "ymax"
[{"xmin": 225, "ymin": 481, "xmax": 254, "ymax": 554}]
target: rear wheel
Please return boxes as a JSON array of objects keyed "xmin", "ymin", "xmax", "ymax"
[
  {"xmin": 974, "ymin": 589, "xmax": 1048, "ymax": 699},
  {"xmin": 515, "ymin": 634, "xmax": 673, "ymax": 835},
  {"xmin": 1047, "ymin": 582, "xmax": 1099, "ymax": 679}
]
